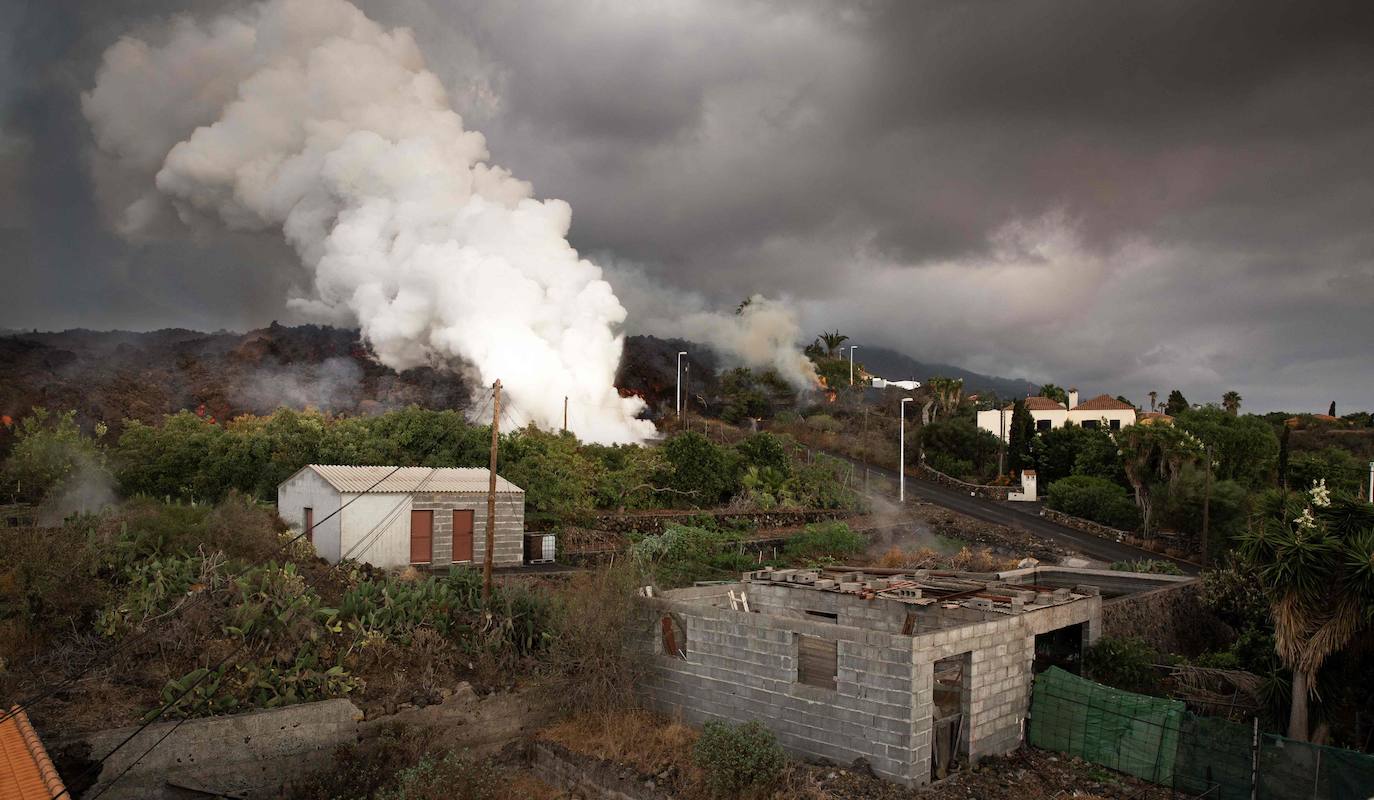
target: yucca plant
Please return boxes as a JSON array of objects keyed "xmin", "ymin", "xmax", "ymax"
[{"xmin": 1237, "ymin": 482, "xmax": 1374, "ymax": 740}]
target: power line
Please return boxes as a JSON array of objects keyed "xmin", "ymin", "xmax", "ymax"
[
  {"xmin": 7, "ymin": 389, "xmax": 503, "ymax": 731},
  {"xmin": 62, "ymin": 432, "xmax": 467, "ymax": 799}
]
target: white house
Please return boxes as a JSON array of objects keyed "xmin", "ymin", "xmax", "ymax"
[
  {"xmin": 276, "ymin": 465, "xmax": 526, "ymax": 570},
  {"xmin": 977, "ymin": 388, "xmax": 1137, "ymax": 442}
]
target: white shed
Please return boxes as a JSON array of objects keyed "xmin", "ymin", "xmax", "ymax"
[{"xmin": 277, "ymin": 465, "xmax": 526, "ymax": 569}]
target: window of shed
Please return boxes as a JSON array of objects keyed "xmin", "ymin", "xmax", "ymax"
[
  {"xmin": 660, "ymin": 615, "xmax": 687, "ymax": 659},
  {"xmin": 796, "ymin": 634, "xmax": 837, "ymax": 690},
  {"xmin": 1110, "ymin": 419, "xmax": 1122, "ymax": 431}
]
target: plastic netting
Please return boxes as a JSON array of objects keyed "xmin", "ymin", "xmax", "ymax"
[
  {"xmin": 1028, "ymin": 666, "xmax": 1184, "ymax": 783},
  {"xmin": 1029, "ymin": 667, "xmax": 1374, "ymax": 799}
]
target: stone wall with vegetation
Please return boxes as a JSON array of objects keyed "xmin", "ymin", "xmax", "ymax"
[
  {"xmin": 915, "ymin": 462, "xmax": 1011, "ymax": 500},
  {"xmin": 72, "ymin": 685, "xmax": 553, "ymax": 800},
  {"xmin": 1041, "ymin": 507, "xmax": 1132, "ymax": 542},
  {"xmin": 1101, "ymin": 581, "xmax": 1231, "ymax": 658},
  {"xmin": 584, "ymin": 508, "xmax": 850, "ymax": 535}
]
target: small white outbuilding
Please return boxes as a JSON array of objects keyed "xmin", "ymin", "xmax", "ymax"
[{"xmin": 277, "ymin": 465, "xmax": 526, "ymax": 569}]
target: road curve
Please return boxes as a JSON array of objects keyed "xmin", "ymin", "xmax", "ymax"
[{"xmin": 838, "ymin": 456, "xmax": 1200, "ymax": 575}]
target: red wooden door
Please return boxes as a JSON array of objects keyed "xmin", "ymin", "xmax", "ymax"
[
  {"xmin": 452, "ymin": 510, "xmax": 474, "ymax": 563},
  {"xmin": 409, "ymin": 510, "xmax": 433, "ymax": 564}
]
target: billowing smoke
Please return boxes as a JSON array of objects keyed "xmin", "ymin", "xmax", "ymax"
[
  {"xmin": 82, "ymin": 0, "xmax": 653, "ymax": 443},
  {"xmin": 603, "ymin": 262, "xmax": 818, "ymax": 388}
]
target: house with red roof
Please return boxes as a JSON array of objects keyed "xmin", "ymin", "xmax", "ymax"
[
  {"xmin": 977, "ymin": 388, "xmax": 1138, "ymax": 442},
  {"xmin": 0, "ymin": 706, "xmax": 66, "ymax": 800}
]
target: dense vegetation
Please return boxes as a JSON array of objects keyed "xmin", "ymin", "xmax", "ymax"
[
  {"xmin": 0, "ymin": 496, "xmax": 554, "ymax": 728},
  {"xmin": 1, "ymin": 407, "xmax": 861, "ymax": 528}
]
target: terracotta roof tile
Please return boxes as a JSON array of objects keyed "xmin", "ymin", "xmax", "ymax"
[
  {"xmin": 1004, "ymin": 397, "xmax": 1066, "ymax": 411},
  {"xmin": 1071, "ymin": 394, "xmax": 1135, "ymax": 411},
  {"xmin": 0, "ymin": 706, "xmax": 65, "ymax": 800}
]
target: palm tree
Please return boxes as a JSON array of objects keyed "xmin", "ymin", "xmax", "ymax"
[
  {"xmin": 1038, "ymin": 383, "xmax": 1068, "ymax": 405},
  {"xmin": 1238, "ymin": 489, "xmax": 1374, "ymax": 740},
  {"xmin": 1115, "ymin": 425, "xmax": 1203, "ymax": 536},
  {"xmin": 818, "ymin": 330, "xmax": 849, "ymax": 358},
  {"xmin": 1222, "ymin": 391, "xmax": 1242, "ymax": 415},
  {"xmin": 928, "ymin": 377, "xmax": 964, "ymax": 418},
  {"xmin": 1148, "ymin": 390, "xmax": 1158, "ymax": 413}
]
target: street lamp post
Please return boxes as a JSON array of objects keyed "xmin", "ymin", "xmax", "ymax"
[
  {"xmin": 900, "ymin": 397, "xmax": 914, "ymax": 503},
  {"xmin": 849, "ymin": 345, "xmax": 857, "ymax": 386},
  {"xmin": 676, "ymin": 351, "xmax": 687, "ymax": 421}
]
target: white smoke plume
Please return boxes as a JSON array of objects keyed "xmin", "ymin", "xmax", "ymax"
[
  {"xmin": 603, "ymin": 262, "xmax": 818, "ymax": 388},
  {"xmin": 82, "ymin": 0, "xmax": 653, "ymax": 443}
]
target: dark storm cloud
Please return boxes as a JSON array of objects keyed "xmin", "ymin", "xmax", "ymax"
[
  {"xmin": 1, "ymin": 0, "xmax": 300, "ymax": 331},
  {"xmin": 2, "ymin": 0, "xmax": 1372, "ymax": 411}
]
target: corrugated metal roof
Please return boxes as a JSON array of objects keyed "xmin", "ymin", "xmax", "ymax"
[
  {"xmin": 303, "ymin": 465, "xmax": 523, "ymax": 494},
  {"xmin": 0, "ymin": 706, "xmax": 66, "ymax": 800}
]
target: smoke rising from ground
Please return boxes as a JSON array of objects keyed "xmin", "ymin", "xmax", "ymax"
[
  {"xmin": 82, "ymin": 0, "xmax": 653, "ymax": 443},
  {"xmin": 604, "ymin": 262, "xmax": 817, "ymax": 388}
]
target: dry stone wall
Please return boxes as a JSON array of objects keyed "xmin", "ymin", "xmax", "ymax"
[{"xmin": 72, "ymin": 684, "xmax": 553, "ymax": 799}]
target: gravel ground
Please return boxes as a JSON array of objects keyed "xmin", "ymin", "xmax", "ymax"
[{"xmin": 803, "ymin": 747, "xmax": 1183, "ymax": 800}]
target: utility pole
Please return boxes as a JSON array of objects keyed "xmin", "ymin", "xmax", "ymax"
[
  {"xmin": 900, "ymin": 397, "xmax": 914, "ymax": 503},
  {"xmin": 1201, "ymin": 444, "xmax": 1213, "ymax": 567},
  {"xmin": 862, "ymin": 406, "xmax": 870, "ymax": 494},
  {"xmin": 676, "ymin": 351, "xmax": 687, "ymax": 422},
  {"xmin": 483, "ymin": 380, "xmax": 501, "ymax": 603},
  {"xmin": 849, "ymin": 345, "xmax": 857, "ymax": 386},
  {"xmin": 683, "ymin": 363, "xmax": 690, "ymax": 428},
  {"xmin": 1368, "ymin": 461, "xmax": 1373, "ymax": 504},
  {"xmin": 562, "ymin": 396, "xmax": 568, "ymax": 433},
  {"xmin": 998, "ymin": 403, "xmax": 1006, "ymax": 477}
]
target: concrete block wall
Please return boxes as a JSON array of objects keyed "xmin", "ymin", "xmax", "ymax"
[
  {"xmin": 909, "ymin": 595, "xmax": 1101, "ymax": 765},
  {"xmin": 642, "ymin": 597, "xmax": 923, "ymax": 785},
  {"xmin": 745, "ymin": 584, "xmax": 911, "ymax": 634},
  {"xmin": 644, "ymin": 584, "xmax": 1102, "ymax": 787},
  {"xmin": 413, "ymin": 492, "xmax": 524, "ymax": 567}
]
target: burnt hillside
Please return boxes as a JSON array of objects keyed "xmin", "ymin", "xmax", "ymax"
[
  {"xmin": 0, "ymin": 326, "xmax": 721, "ymax": 445},
  {"xmin": 0, "ymin": 324, "xmax": 470, "ymax": 440}
]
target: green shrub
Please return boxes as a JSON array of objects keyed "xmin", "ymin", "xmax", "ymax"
[
  {"xmin": 631, "ymin": 524, "xmax": 761, "ymax": 587},
  {"xmin": 1046, "ymin": 475, "xmax": 1141, "ymax": 531},
  {"xmin": 659, "ymin": 432, "xmax": 734, "ymax": 506},
  {"xmin": 925, "ymin": 450, "xmax": 974, "ymax": 480},
  {"xmin": 805, "ymin": 414, "xmax": 842, "ymax": 434},
  {"xmin": 692, "ymin": 720, "xmax": 787, "ymax": 798},
  {"xmin": 734, "ymin": 433, "xmax": 791, "ymax": 478},
  {"xmin": 1084, "ymin": 636, "xmax": 1163, "ymax": 695},
  {"xmin": 375, "ymin": 751, "xmax": 498, "ymax": 800},
  {"xmin": 1109, "ymin": 559, "xmax": 1183, "ymax": 576},
  {"xmin": 783, "ymin": 521, "xmax": 865, "ymax": 563}
]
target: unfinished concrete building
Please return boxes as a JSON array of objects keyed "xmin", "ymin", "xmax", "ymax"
[{"xmin": 642, "ymin": 566, "xmax": 1167, "ymax": 786}]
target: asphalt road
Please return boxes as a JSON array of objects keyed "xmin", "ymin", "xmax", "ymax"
[{"xmin": 840, "ymin": 457, "xmax": 1200, "ymax": 575}]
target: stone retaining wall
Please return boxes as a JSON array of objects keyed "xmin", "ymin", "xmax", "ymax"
[
  {"xmin": 524, "ymin": 740, "xmax": 673, "ymax": 800},
  {"xmin": 1041, "ymin": 507, "xmax": 1133, "ymax": 543},
  {"xmin": 915, "ymin": 464, "xmax": 1011, "ymax": 500},
  {"xmin": 71, "ymin": 684, "xmax": 553, "ymax": 799},
  {"xmin": 579, "ymin": 508, "xmax": 850, "ymax": 535},
  {"xmin": 1102, "ymin": 581, "xmax": 1231, "ymax": 658}
]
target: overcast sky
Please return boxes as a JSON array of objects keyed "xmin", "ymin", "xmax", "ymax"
[{"xmin": 3, "ymin": 0, "xmax": 1372, "ymax": 413}]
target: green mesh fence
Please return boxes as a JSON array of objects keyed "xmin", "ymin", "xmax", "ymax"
[
  {"xmin": 1174, "ymin": 713, "xmax": 1254, "ymax": 800},
  {"xmin": 1257, "ymin": 735, "xmax": 1374, "ymax": 800},
  {"xmin": 1029, "ymin": 667, "xmax": 1374, "ymax": 799},
  {"xmin": 1028, "ymin": 666, "xmax": 1184, "ymax": 783}
]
